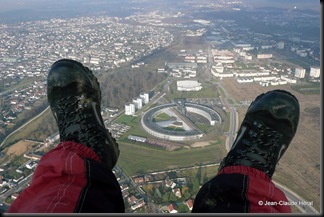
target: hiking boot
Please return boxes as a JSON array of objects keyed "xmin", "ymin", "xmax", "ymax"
[
  {"xmin": 218, "ymin": 89, "xmax": 300, "ymax": 178},
  {"xmin": 47, "ymin": 59, "xmax": 119, "ymax": 170}
]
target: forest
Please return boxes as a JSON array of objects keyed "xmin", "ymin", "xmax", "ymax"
[{"xmin": 100, "ymin": 69, "xmax": 168, "ymax": 109}]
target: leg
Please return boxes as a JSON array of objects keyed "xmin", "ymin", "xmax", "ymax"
[
  {"xmin": 7, "ymin": 59, "xmax": 124, "ymax": 213},
  {"xmin": 8, "ymin": 142, "xmax": 124, "ymax": 213},
  {"xmin": 192, "ymin": 90, "xmax": 300, "ymax": 213}
]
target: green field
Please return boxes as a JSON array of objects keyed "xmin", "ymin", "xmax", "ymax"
[
  {"xmin": 153, "ymin": 112, "xmax": 171, "ymax": 122},
  {"xmin": 117, "ymin": 141, "xmax": 227, "ymax": 176},
  {"xmin": 1, "ymin": 106, "xmax": 53, "ymax": 148},
  {"xmin": 291, "ymin": 83, "xmax": 320, "ymax": 95},
  {"xmin": 196, "ymin": 123, "xmax": 210, "ymax": 133}
]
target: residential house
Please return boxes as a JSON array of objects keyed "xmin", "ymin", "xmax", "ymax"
[
  {"xmin": 168, "ymin": 203, "xmax": 178, "ymax": 213},
  {"xmin": 0, "ymin": 180, "xmax": 7, "ymax": 187},
  {"xmin": 133, "ymin": 177, "xmax": 145, "ymax": 184},
  {"xmin": 165, "ymin": 178, "xmax": 176, "ymax": 189},
  {"xmin": 127, "ymin": 195, "xmax": 138, "ymax": 206},
  {"xmin": 186, "ymin": 199, "xmax": 194, "ymax": 211},
  {"xmin": 131, "ymin": 198, "xmax": 145, "ymax": 211},
  {"xmin": 11, "ymin": 193, "xmax": 19, "ymax": 200},
  {"xmin": 172, "ymin": 188, "xmax": 182, "ymax": 198},
  {"xmin": 120, "ymin": 184, "xmax": 129, "ymax": 192}
]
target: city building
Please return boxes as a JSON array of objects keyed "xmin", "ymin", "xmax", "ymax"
[
  {"xmin": 295, "ymin": 68, "xmax": 306, "ymax": 78},
  {"xmin": 310, "ymin": 67, "xmax": 320, "ymax": 78},
  {"xmin": 277, "ymin": 41, "xmax": 285, "ymax": 49},
  {"xmin": 125, "ymin": 103, "xmax": 136, "ymax": 115},
  {"xmin": 257, "ymin": 54, "xmax": 273, "ymax": 59},
  {"xmin": 141, "ymin": 103, "xmax": 220, "ymax": 141},
  {"xmin": 177, "ymin": 80, "xmax": 202, "ymax": 91},
  {"xmin": 140, "ymin": 93, "xmax": 150, "ymax": 104},
  {"xmin": 128, "ymin": 135, "xmax": 147, "ymax": 143},
  {"xmin": 133, "ymin": 98, "xmax": 143, "ymax": 110}
]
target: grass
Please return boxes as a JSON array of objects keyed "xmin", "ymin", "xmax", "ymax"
[
  {"xmin": 286, "ymin": 57, "xmax": 313, "ymax": 69},
  {"xmin": 2, "ymin": 107, "xmax": 52, "ymax": 148},
  {"xmin": 177, "ymin": 165, "xmax": 220, "ymax": 180},
  {"xmin": 273, "ymin": 171, "xmax": 320, "ymax": 212},
  {"xmin": 196, "ymin": 124, "xmax": 210, "ymax": 133},
  {"xmin": 114, "ymin": 115, "xmax": 139, "ymax": 126},
  {"xmin": 153, "ymin": 113, "xmax": 171, "ymax": 122},
  {"xmin": 291, "ymin": 83, "xmax": 320, "ymax": 95},
  {"xmin": 114, "ymin": 114, "xmax": 151, "ymax": 139},
  {"xmin": 1, "ymin": 77, "xmax": 41, "ymax": 92},
  {"xmin": 117, "ymin": 141, "xmax": 227, "ymax": 176}
]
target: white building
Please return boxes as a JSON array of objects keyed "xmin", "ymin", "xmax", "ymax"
[
  {"xmin": 235, "ymin": 71, "xmax": 270, "ymax": 77},
  {"xmin": 211, "ymin": 68, "xmax": 234, "ymax": 78},
  {"xmin": 281, "ymin": 75, "xmax": 297, "ymax": 83},
  {"xmin": 140, "ymin": 93, "xmax": 150, "ymax": 104},
  {"xmin": 90, "ymin": 57, "xmax": 100, "ymax": 65},
  {"xmin": 277, "ymin": 41, "xmax": 285, "ymax": 49},
  {"xmin": 310, "ymin": 67, "xmax": 320, "ymax": 78},
  {"xmin": 26, "ymin": 161, "xmax": 38, "ymax": 170},
  {"xmin": 257, "ymin": 54, "xmax": 273, "ymax": 59},
  {"xmin": 237, "ymin": 78, "xmax": 254, "ymax": 83},
  {"xmin": 177, "ymin": 80, "xmax": 202, "ymax": 91},
  {"xmin": 295, "ymin": 68, "xmax": 306, "ymax": 78},
  {"xmin": 133, "ymin": 98, "xmax": 143, "ymax": 110},
  {"xmin": 125, "ymin": 103, "xmax": 135, "ymax": 115}
]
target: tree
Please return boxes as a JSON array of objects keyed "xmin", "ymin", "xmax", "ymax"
[
  {"xmin": 196, "ymin": 164, "xmax": 202, "ymax": 185},
  {"xmin": 167, "ymin": 171, "xmax": 177, "ymax": 179},
  {"xmin": 203, "ymin": 169, "xmax": 209, "ymax": 184},
  {"xmin": 193, "ymin": 176, "xmax": 200, "ymax": 194}
]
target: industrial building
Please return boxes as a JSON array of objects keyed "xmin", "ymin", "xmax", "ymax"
[
  {"xmin": 141, "ymin": 102, "xmax": 221, "ymax": 141},
  {"xmin": 177, "ymin": 80, "xmax": 202, "ymax": 91}
]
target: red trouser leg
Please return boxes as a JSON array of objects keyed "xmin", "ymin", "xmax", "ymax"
[
  {"xmin": 7, "ymin": 141, "xmax": 124, "ymax": 213},
  {"xmin": 192, "ymin": 165, "xmax": 292, "ymax": 213}
]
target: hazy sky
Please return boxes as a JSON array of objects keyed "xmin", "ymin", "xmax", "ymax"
[{"xmin": 0, "ymin": 0, "xmax": 320, "ymax": 11}]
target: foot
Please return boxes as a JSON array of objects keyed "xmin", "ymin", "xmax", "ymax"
[
  {"xmin": 218, "ymin": 89, "xmax": 300, "ymax": 178},
  {"xmin": 47, "ymin": 59, "xmax": 119, "ymax": 169}
]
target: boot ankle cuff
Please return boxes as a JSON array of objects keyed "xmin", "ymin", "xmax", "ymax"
[
  {"xmin": 52, "ymin": 141, "xmax": 102, "ymax": 163},
  {"xmin": 218, "ymin": 165, "xmax": 271, "ymax": 181}
]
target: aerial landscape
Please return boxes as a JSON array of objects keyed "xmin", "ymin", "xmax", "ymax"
[{"xmin": 0, "ymin": 0, "xmax": 321, "ymax": 213}]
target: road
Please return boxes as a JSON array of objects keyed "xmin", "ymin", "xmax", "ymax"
[
  {"xmin": 274, "ymin": 181, "xmax": 319, "ymax": 214},
  {"xmin": 0, "ymin": 173, "xmax": 33, "ymax": 202},
  {"xmin": 0, "ymin": 106, "xmax": 50, "ymax": 148},
  {"xmin": 0, "ymin": 81, "xmax": 46, "ymax": 97},
  {"xmin": 114, "ymin": 164, "xmax": 163, "ymax": 213}
]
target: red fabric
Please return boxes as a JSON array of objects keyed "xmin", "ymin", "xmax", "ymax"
[
  {"xmin": 7, "ymin": 141, "xmax": 101, "ymax": 213},
  {"xmin": 218, "ymin": 165, "xmax": 292, "ymax": 213}
]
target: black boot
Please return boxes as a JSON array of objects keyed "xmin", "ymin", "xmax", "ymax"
[
  {"xmin": 218, "ymin": 89, "xmax": 300, "ymax": 178},
  {"xmin": 47, "ymin": 59, "xmax": 119, "ymax": 170}
]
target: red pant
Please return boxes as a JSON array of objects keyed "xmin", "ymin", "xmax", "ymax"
[
  {"xmin": 192, "ymin": 165, "xmax": 291, "ymax": 213},
  {"xmin": 7, "ymin": 141, "xmax": 124, "ymax": 213},
  {"xmin": 7, "ymin": 141, "xmax": 291, "ymax": 213}
]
